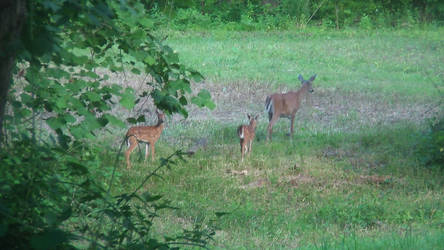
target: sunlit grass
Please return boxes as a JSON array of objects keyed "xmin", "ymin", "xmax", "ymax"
[
  {"xmin": 165, "ymin": 27, "xmax": 443, "ymax": 99},
  {"xmin": 102, "ymin": 118, "xmax": 444, "ymax": 248}
]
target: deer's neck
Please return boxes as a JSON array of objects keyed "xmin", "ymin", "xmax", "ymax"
[
  {"xmin": 156, "ymin": 121, "xmax": 164, "ymax": 129},
  {"xmin": 298, "ymin": 83, "xmax": 309, "ymax": 94},
  {"xmin": 248, "ymin": 123, "xmax": 256, "ymax": 131}
]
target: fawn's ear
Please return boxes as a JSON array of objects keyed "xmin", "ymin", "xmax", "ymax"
[
  {"xmin": 309, "ymin": 74, "xmax": 317, "ymax": 82},
  {"xmin": 298, "ymin": 74, "xmax": 304, "ymax": 82},
  {"xmin": 247, "ymin": 114, "xmax": 251, "ymax": 120},
  {"xmin": 255, "ymin": 115, "xmax": 259, "ymax": 120}
]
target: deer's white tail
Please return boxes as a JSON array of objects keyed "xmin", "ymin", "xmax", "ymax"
[
  {"xmin": 265, "ymin": 96, "xmax": 274, "ymax": 121},
  {"xmin": 265, "ymin": 96, "xmax": 273, "ymax": 113},
  {"xmin": 238, "ymin": 127, "xmax": 244, "ymax": 139}
]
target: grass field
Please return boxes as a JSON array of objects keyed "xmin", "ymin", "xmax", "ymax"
[{"xmin": 105, "ymin": 27, "xmax": 444, "ymax": 248}]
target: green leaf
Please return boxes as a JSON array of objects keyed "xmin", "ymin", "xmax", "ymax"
[
  {"xmin": 103, "ymin": 114, "xmax": 125, "ymax": 128},
  {"xmin": 63, "ymin": 114, "xmax": 76, "ymax": 123},
  {"xmin": 67, "ymin": 159, "xmax": 89, "ymax": 175},
  {"xmin": 85, "ymin": 71, "xmax": 99, "ymax": 79},
  {"xmin": 46, "ymin": 117, "xmax": 64, "ymax": 130},
  {"xmin": 131, "ymin": 68, "xmax": 141, "ymax": 75},
  {"xmin": 136, "ymin": 115, "xmax": 146, "ymax": 123},
  {"xmin": 86, "ymin": 92, "xmax": 101, "ymax": 102},
  {"xmin": 70, "ymin": 125, "xmax": 87, "ymax": 139},
  {"xmin": 144, "ymin": 55, "xmax": 156, "ymax": 66},
  {"xmin": 42, "ymin": 1, "xmax": 61, "ymax": 11},
  {"xmin": 84, "ymin": 113, "xmax": 103, "ymax": 131},
  {"xmin": 164, "ymin": 51, "xmax": 179, "ymax": 64},
  {"xmin": 190, "ymin": 71, "xmax": 205, "ymax": 82},
  {"xmin": 167, "ymin": 79, "xmax": 191, "ymax": 94},
  {"xmin": 55, "ymin": 97, "xmax": 67, "ymax": 109},
  {"xmin": 197, "ymin": 89, "xmax": 211, "ymax": 99},
  {"xmin": 30, "ymin": 229, "xmax": 69, "ymax": 250},
  {"xmin": 191, "ymin": 90, "xmax": 215, "ymax": 110},
  {"xmin": 58, "ymin": 207, "xmax": 72, "ymax": 223},
  {"xmin": 127, "ymin": 117, "xmax": 137, "ymax": 124},
  {"xmin": 119, "ymin": 88, "xmax": 136, "ymax": 110},
  {"xmin": 20, "ymin": 93, "xmax": 33, "ymax": 106},
  {"xmin": 138, "ymin": 17, "xmax": 154, "ymax": 28},
  {"xmin": 179, "ymin": 96, "xmax": 187, "ymax": 105}
]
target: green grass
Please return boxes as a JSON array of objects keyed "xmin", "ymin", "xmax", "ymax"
[
  {"xmin": 164, "ymin": 27, "xmax": 443, "ymax": 99},
  {"xmin": 102, "ymin": 27, "xmax": 444, "ymax": 248},
  {"xmin": 105, "ymin": 121, "xmax": 444, "ymax": 248}
]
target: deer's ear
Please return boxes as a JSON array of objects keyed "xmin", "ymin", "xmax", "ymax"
[
  {"xmin": 298, "ymin": 74, "xmax": 304, "ymax": 82},
  {"xmin": 247, "ymin": 114, "xmax": 251, "ymax": 120},
  {"xmin": 309, "ymin": 74, "xmax": 317, "ymax": 81},
  {"xmin": 255, "ymin": 115, "xmax": 259, "ymax": 120}
]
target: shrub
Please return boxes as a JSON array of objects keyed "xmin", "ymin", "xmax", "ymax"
[
  {"xmin": 422, "ymin": 115, "xmax": 444, "ymax": 169},
  {"xmin": 174, "ymin": 8, "xmax": 212, "ymax": 30},
  {"xmin": 359, "ymin": 14, "xmax": 374, "ymax": 30},
  {"xmin": 0, "ymin": 141, "xmax": 215, "ymax": 249}
]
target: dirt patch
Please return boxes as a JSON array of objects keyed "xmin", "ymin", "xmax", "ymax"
[
  {"xmin": 226, "ymin": 169, "xmax": 249, "ymax": 176},
  {"xmin": 240, "ymin": 178, "xmax": 270, "ymax": 189},
  {"xmin": 182, "ymin": 80, "xmax": 435, "ymax": 131},
  {"xmin": 357, "ymin": 175, "xmax": 393, "ymax": 186},
  {"xmin": 280, "ymin": 174, "xmax": 317, "ymax": 188},
  {"xmin": 96, "ymin": 69, "xmax": 436, "ymax": 132}
]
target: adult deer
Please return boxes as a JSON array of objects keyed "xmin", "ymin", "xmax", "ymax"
[
  {"xmin": 125, "ymin": 110, "xmax": 165, "ymax": 169},
  {"xmin": 237, "ymin": 114, "xmax": 258, "ymax": 161},
  {"xmin": 265, "ymin": 74, "xmax": 316, "ymax": 141}
]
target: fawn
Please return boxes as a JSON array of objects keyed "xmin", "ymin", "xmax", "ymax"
[
  {"xmin": 265, "ymin": 74, "xmax": 316, "ymax": 141},
  {"xmin": 237, "ymin": 114, "xmax": 258, "ymax": 161},
  {"xmin": 125, "ymin": 110, "xmax": 165, "ymax": 169}
]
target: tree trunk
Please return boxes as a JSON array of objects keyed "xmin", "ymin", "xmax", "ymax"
[
  {"xmin": 0, "ymin": 0, "xmax": 26, "ymax": 144},
  {"xmin": 335, "ymin": 1, "xmax": 340, "ymax": 30}
]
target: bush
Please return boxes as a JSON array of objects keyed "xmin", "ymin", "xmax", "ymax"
[
  {"xmin": 0, "ymin": 140, "xmax": 215, "ymax": 249},
  {"xmin": 422, "ymin": 115, "xmax": 444, "ymax": 169},
  {"xmin": 359, "ymin": 14, "xmax": 373, "ymax": 30},
  {"xmin": 174, "ymin": 8, "xmax": 212, "ymax": 30}
]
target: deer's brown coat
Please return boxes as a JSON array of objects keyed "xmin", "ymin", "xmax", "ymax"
[
  {"xmin": 265, "ymin": 74, "xmax": 316, "ymax": 141},
  {"xmin": 237, "ymin": 114, "xmax": 258, "ymax": 161},
  {"xmin": 125, "ymin": 111, "xmax": 165, "ymax": 169}
]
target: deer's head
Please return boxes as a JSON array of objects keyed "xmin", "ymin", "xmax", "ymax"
[
  {"xmin": 298, "ymin": 74, "xmax": 316, "ymax": 93},
  {"xmin": 156, "ymin": 110, "xmax": 165, "ymax": 123},
  {"xmin": 247, "ymin": 114, "xmax": 259, "ymax": 129}
]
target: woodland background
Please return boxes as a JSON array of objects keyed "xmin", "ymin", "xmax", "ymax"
[{"xmin": 0, "ymin": 0, "xmax": 443, "ymax": 249}]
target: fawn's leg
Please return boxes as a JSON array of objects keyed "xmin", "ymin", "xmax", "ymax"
[
  {"xmin": 144, "ymin": 143, "xmax": 150, "ymax": 162},
  {"xmin": 137, "ymin": 144, "xmax": 143, "ymax": 160},
  {"xmin": 125, "ymin": 136, "xmax": 138, "ymax": 169},
  {"xmin": 150, "ymin": 142, "xmax": 156, "ymax": 161}
]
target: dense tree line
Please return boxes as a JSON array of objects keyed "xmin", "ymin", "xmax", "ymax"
[{"xmin": 141, "ymin": 0, "xmax": 443, "ymax": 28}]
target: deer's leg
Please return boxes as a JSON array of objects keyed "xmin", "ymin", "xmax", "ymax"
[
  {"xmin": 150, "ymin": 142, "xmax": 156, "ymax": 161},
  {"xmin": 240, "ymin": 140, "xmax": 245, "ymax": 161},
  {"xmin": 290, "ymin": 114, "xmax": 296, "ymax": 137},
  {"xmin": 144, "ymin": 143, "xmax": 150, "ymax": 162},
  {"xmin": 267, "ymin": 114, "xmax": 280, "ymax": 142},
  {"xmin": 125, "ymin": 137, "xmax": 138, "ymax": 169},
  {"xmin": 248, "ymin": 140, "xmax": 253, "ymax": 155},
  {"xmin": 137, "ymin": 143, "xmax": 143, "ymax": 161}
]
